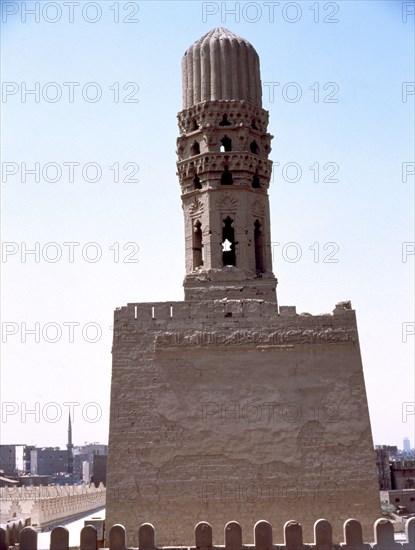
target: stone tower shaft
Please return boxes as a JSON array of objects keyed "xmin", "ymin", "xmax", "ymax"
[{"xmin": 177, "ymin": 28, "xmax": 277, "ymax": 302}]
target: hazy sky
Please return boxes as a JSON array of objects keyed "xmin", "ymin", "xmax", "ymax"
[{"xmin": 1, "ymin": 0, "xmax": 414, "ymax": 449}]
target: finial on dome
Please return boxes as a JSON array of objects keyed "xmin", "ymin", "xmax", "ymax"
[{"xmin": 182, "ymin": 27, "xmax": 262, "ymax": 109}]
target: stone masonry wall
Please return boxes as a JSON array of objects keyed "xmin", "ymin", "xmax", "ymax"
[
  {"xmin": 0, "ymin": 484, "xmax": 106, "ymax": 527},
  {"xmin": 106, "ymin": 299, "xmax": 380, "ymax": 546}
]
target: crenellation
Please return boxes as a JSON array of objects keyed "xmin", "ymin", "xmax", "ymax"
[
  {"xmin": 343, "ymin": 518, "xmax": 363, "ymax": 546},
  {"xmin": 374, "ymin": 517, "xmax": 395, "ymax": 547},
  {"xmin": 115, "ymin": 300, "xmax": 357, "ymax": 328},
  {"xmin": 333, "ymin": 301, "xmax": 353, "ymax": 315},
  {"xmin": 284, "ymin": 521, "xmax": 303, "ymax": 548},
  {"xmin": 172, "ymin": 301, "xmax": 192, "ymax": 320},
  {"xmin": 279, "ymin": 306, "xmax": 297, "ymax": 317},
  {"xmin": 0, "ymin": 485, "xmax": 105, "ymax": 528},
  {"xmin": 259, "ymin": 302, "xmax": 278, "ymax": 317},
  {"xmin": 153, "ymin": 304, "xmax": 172, "ymax": 321}
]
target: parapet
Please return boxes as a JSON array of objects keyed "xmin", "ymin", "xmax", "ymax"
[
  {"xmin": 4, "ymin": 517, "xmax": 414, "ymax": 550},
  {"xmin": 112, "ymin": 300, "xmax": 359, "ymax": 350},
  {"xmin": 114, "ymin": 300, "xmax": 355, "ymax": 323}
]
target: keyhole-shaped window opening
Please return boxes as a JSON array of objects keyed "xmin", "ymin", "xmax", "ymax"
[
  {"xmin": 191, "ymin": 141, "xmax": 200, "ymax": 156},
  {"xmin": 222, "ymin": 216, "xmax": 236, "ymax": 267},
  {"xmin": 251, "ymin": 118, "xmax": 258, "ymax": 130},
  {"xmin": 193, "ymin": 175, "xmax": 202, "ymax": 190},
  {"xmin": 191, "ymin": 118, "xmax": 199, "ymax": 131},
  {"xmin": 193, "ymin": 221, "xmax": 203, "ymax": 269},
  {"xmin": 220, "ymin": 136, "xmax": 232, "ymax": 152},
  {"xmin": 254, "ymin": 220, "xmax": 264, "ymax": 273},
  {"xmin": 219, "ymin": 114, "xmax": 231, "ymax": 126},
  {"xmin": 250, "ymin": 141, "xmax": 259, "ymax": 154},
  {"xmin": 252, "ymin": 171, "xmax": 260, "ymax": 188},
  {"xmin": 221, "ymin": 165, "xmax": 233, "ymax": 185}
]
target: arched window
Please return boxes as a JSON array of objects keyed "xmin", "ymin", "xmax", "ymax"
[
  {"xmin": 220, "ymin": 135, "xmax": 232, "ymax": 152},
  {"xmin": 192, "ymin": 118, "xmax": 199, "ymax": 131},
  {"xmin": 251, "ymin": 118, "xmax": 258, "ymax": 130},
  {"xmin": 250, "ymin": 140, "xmax": 259, "ymax": 154},
  {"xmin": 193, "ymin": 175, "xmax": 202, "ymax": 190},
  {"xmin": 221, "ymin": 165, "xmax": 233, "ymax": 185},
  {"xmin": 219, "ymin": 114, "xmax": 231, "ymax": 126},
  {"xmin": 190, "ymin": 141, "xmax": 200, "ymax": 156},
  {"xmin": 193, "ymin": 220, "xmax": 203, "ymax": 269},
  {"xmin": 254, "ymin": 220, "xmax": 264, "ymax": 273},
  {"xmin": 222, "ymin": 216, "xmax": 236, "ymax": 266},
  {"xmin": 252, "ymin": 171, "xmax": 260, "ymax": 188}
]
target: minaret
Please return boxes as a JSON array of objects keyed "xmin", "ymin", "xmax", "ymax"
[
  {"xmin": 177, "ymin": 28, "xmax": 277, "ymax": 302},
  {"xmin": 66, "ymin": 413, "xmax": 74, "ymax": 475},
  {"xmin": 106, "ymin": 28, "xmax": 381, "ymax": 545}
]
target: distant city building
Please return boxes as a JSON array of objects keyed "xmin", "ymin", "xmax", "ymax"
[
  {"xmin": 23, "ymin": 445, "xmax": 36, "ymax": 473},
  {"xmin": 375, "ymin": 444, "xmax": 398, "ymax": 457},
  {"xmin": 28, "ymin": 416, "xmax": 75, "ymax": 477},
  {"xmin": 375, "ymin": 444, "xmax": 415, "ymax": 491},
  {"xmin": 73, "ymin": 452, "xmax": 89, "ymax": 479},
  {"xmin": 73, "ymin": 443, "xmax": 108, "ymax": 456},
  {"xmin": 0, "ymin": 445, "xmax": 25, "ymax": 475},
  {"xmin": 1, "ymin": 419, "xmax": 107, "ymax": 486},
  {"xmin": 391, "ymin": 460, "xmax": 415, "ymax": 490},
  {"xmin": 30, "ymin": 448, "xmax": 69, "ymax": 476},
  {"xmin": 403, "ymin": 437, "xmax": 411, "ymax": 451},
  {"xmin": 380, "ymin": 489, "xmax": 415, "ymax": 514},
  {"xmin": 92, "ymin": 454, "xmax": 107, "ymax": 486},
  {"xmin": 375, "ymin": 448, "xmax": 392, "ymax": 490},
  {"xmin": 82, "ymin": 460, "xmax": 92, "ymax": 483},
  {"xmin": 19, "ymin": 475, "xmax": 51, "ymax": 486},
  {"xmin": 73, "ymin": 443, "xmax": 108, "ymax": 483}
]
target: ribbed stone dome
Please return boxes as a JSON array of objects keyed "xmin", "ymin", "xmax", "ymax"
[{"xmin": 182, "ymin": 27, "xmax": 262, "ymax": 110}]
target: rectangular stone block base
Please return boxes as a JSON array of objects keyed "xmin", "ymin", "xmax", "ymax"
[{"xmin": 106, "ymin": 299, "xmax": 380, "ymax": 545}]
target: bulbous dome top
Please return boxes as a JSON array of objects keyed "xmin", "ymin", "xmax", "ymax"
[{"xmin": 182, "ymin": 27, "xmax": 262, "ymax": 110}]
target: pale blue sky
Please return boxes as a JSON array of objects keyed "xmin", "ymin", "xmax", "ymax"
[{"xmin": 1, "ymin": 0, "xmax": 414, "ymax": 448}]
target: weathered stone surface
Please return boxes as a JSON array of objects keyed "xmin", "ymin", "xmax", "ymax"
[
  {"xmin": 106, "ymin": 27, "xmax": 380, "ymax": 547},
  {"xmin": 224, "ymin": 521, "xmax": 242, "ymax": 550},
  {"xmin": 343, "ymin": 519, "xmax": 363, "ymax": 546},
  {"xmin": 108, "ymin": 524, "xmax": 126, "ymax": 550},
  {"xmin": 284, "ymin": 521, "xmax": 303, "ymax": 550},
  {"xmin": 138, "ymin": 524, "xmax": 155, "ymax": 550},
  {"xmin": 19, "ymin": 526, "xmax": 37, "ymax": 550},
  {"xmin": 50, "ymin": 526, "xmax": 69, "ymax": 550},
  {"xmin": 195, "ymin": 522, "xmax": 212, "ymax": 550},
  {"xmin": 106, "ymin": 300, "xmax": 380, "ymax": 545},
  {"xmin": 80, "ymin": 525, "xmax": 97, "ymax": 550},
  {"xmin": 182, "ymin": 28, "xmax": 262, "ymax": 109},
  {"xmin": 254, "ymin": 520, "xmax": 272, "ymax": 550},
  {"xmin": 178, "ymin": 30, "xmax": 276, "ymax": 302},
  {"xmin": 314, "ymin": 518, "xmax": 332, "ymax": 549}
]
